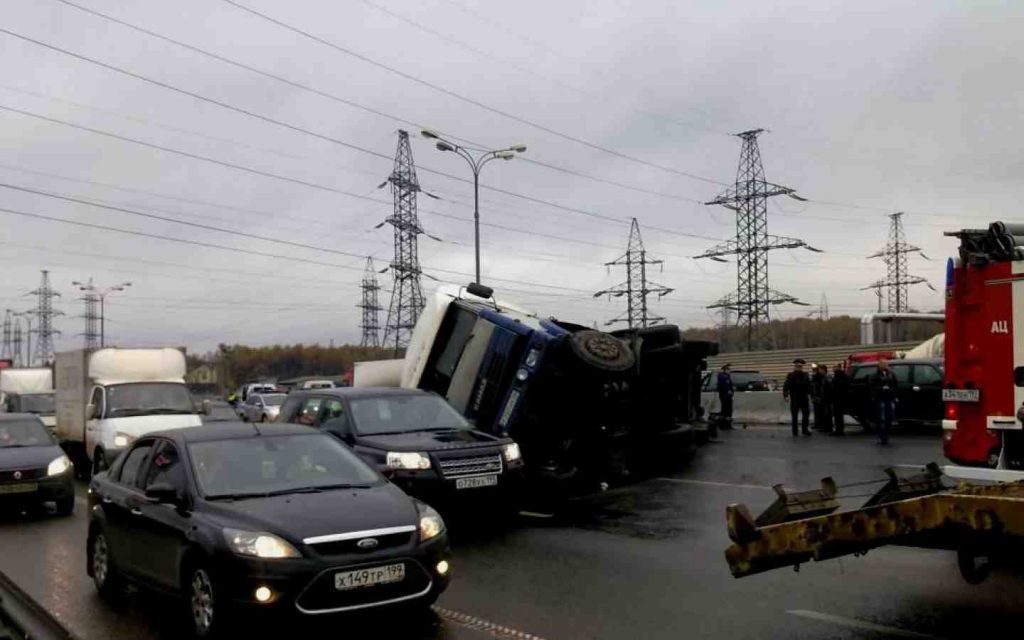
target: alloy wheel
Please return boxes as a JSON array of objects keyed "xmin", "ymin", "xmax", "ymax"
[
  {"xmin": 190, "ymin": 569, "xmax": 215, "ymax": 636},
  {"xmin": 92, "ymin": 534, "xmax": 109, "ymax": 587}
]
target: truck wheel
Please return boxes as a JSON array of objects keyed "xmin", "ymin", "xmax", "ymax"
[
  {"xmin": 568, "ymin": 330, "xmax": 636, "ymax": 372},
  {"xmin": 958, "ymin": 547, "xmax": 991, "ymax": 585}
]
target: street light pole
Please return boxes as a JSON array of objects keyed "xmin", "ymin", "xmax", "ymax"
[{"xmin": 421, "ymin": 130, "xmax": 526, "ymax": 284}]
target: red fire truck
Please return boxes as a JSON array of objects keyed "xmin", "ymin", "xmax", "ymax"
[{"xmin": 942, "ymin": 222, "xmax": 1024, "ymax": 474}]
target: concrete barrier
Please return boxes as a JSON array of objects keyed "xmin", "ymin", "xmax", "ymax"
[{"xmin": 701, "ymin": 391, "xmax": 792, "ymax": 425}]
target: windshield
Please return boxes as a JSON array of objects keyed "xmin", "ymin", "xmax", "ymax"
[
  {"xmin": 16, "ymin": 394, "xmax": 55, "ymax": 414},
  {"xmin": 106, "ymin": 383, "xmax": 195, "ymax": 418},
  {"xmin": 190, "ymin": 433, "xmax": 381, "ymax": 498},
  {"xmin": 0, "ymin": 420, "xmax": 54, "ymax": 447},
  {"xmin": 260, "ymin": 394, "xmax": 286, "ymax": 406},
  {"xmin": 349, "ymin": 394, "xmax": 471, "ymax": 435}
]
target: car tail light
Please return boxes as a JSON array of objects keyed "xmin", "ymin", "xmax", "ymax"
[{"xmin": 945, "ymin": 403, "xmax": 959, "ymax": 420}]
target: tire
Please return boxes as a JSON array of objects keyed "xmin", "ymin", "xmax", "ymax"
[
  {"xmin": 90, "ymin": 530, "xmax": 126, "ymax": 603},
  {"xmin": 568, "ymin": 330, "xmax": 636, "ymax": 372},
  {"xmin": 55, "ymin": 494, "xmax": 74, "ymax": 516},
  {"xmin": 260, "ymin": 414, "xmax": 267, "ymax": 423},
  {"xmin": 184, "ymin": 563, "xmax": 229, "ymax": 638},
  {"xmin": 92, "ymin": 449, "xmax": 109, "ymax": 477}
]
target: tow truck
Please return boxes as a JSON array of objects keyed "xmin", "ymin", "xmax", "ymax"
[{"xmin": 725, "ymin": 221, "xmax": 1024, "ymax": 584}]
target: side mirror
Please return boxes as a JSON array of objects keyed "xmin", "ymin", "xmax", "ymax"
[
  {"xmin": 1015, "ymin": 367, "xmax": 1024, "ymax": 387},
  {"xmin": 323, "ymin": 418, "xmax": 354, "ymax": 443},
  {"xmin": 201, "ymin": 399, "xmax": 212, "ymax": 415},
  {"xmin": 86, "ymin": 403, "xmax": 98, "ymax": 420},
  {"xmin": 145, "ymin": 482, "xmax": 181, "ymax": 505}
]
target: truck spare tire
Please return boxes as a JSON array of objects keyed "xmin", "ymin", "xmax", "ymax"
[{"xmin": 568, "ymin": 330, "xmax": 636, "ymax": 372}]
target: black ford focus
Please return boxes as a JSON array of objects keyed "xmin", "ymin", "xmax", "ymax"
[{"xmin": 86, "ymin": 423, "xmax": 450, "ymax": 637}]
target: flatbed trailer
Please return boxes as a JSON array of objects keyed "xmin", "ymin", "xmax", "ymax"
[{"xmin": 725, "ymin": 464, "xmax": 1024, "ymax": 584}]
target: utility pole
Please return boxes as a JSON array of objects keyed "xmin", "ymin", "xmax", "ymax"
[
  {"xmin": 72, "ymin": 279, "xmax": 131, "ymax": 347},
  {"xmin": 818, "ymin": 293, "xmax": 830, "ymax": 321},
  {"xmin": 28, "ymin": 270, "xmax": 62, "ymax": 366},
  {"xmin": 0, "ymin": 310, "xmax": 11, "ymax": 361},
  {"xmin": 77, "ymin": 278, "xmax": 101, "ymax": 349},
  {"xmin": 381, "ymin": 130, "xmax": 427, "ymax": 354},
  {"xmin": 357, "ymin": 256, "xmax": 383, "ymax": 348},
  {"xmin": 594, "ymin": 218, "xmax": 673, "ymax": 328},
  {"xmin": 12, "ymin": 320, "xmax": 22, "ymax": 368},
  {"xmin": 863, "ymin": 212, "xmax": 933, "ymax": 312},
  {"xmin": 695, "ymin": 129, "xmax": 817, "ymax": 351}
]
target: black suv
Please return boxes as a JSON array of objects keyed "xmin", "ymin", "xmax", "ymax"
[
  {"xmin": 702, "ymin": 370, "xmax": 770, "ymax": 392},
  {"xmin": 847, "ymin": 358, "xmax": 944, "ymax": 429},
  {"xmin": 279, "ymin": 388, "xmax": 524, "ymax": 505}
]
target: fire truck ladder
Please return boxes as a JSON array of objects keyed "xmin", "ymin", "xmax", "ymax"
[{"xmin": 725, "ymin": 463, "xmax": 1024, "ymax": 584}]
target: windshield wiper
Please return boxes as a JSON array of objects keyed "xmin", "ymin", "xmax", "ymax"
[
  {"xmin": 264, "ymin": 483, "xmax": 373, "ymax": 496},
  {"xmin": 205, "ymin": 492, "xmax": 270, "ymax": 501}
]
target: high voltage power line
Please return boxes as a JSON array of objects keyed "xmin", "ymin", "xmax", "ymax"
[
  {"xmin": 0, "ymin": 22, "xmax": 721, "ymax": 240},
  {"xmin": 219, "ymin": 0, "xmax": 727, "ymax": 186}
]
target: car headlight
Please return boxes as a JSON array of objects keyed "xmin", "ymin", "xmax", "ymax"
[
  {"xmin": 417, "ymin": 503, "xmax": 445, "ymax": 543},
  {"xmin": 223, "ymin": 529, "xmax": 301, "ymax": 559},
  {"xmin": 113, "ymin": 433, "xmax": 134, "ymax": 448},
  {"xmin": 502, "ymin": 442, "xmax": 522, "ymax": 463},
  {"xmin": 525, "ymin": 348, "xmax": 541, "ymax": 368},
  {"xmin": 515, "ymin": 367, "xmax": 529, "ymax": 382},
  {"xmin": 47, "ymin": 455, "xmax": 71, "ymax": 477},
  {"xmin": 386, "ymin": 452, "xmax": 431, "ymax": 470}
]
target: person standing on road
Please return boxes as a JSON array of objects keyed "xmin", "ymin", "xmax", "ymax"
[
  {"xmin": 717, "ymin": 364, "xmax": 735, "ymax": 431},
  {"xmin": 811, "ymin": 364, "xmax": 833, "ymax": 433},
  {"xmin": 831, "ymin": 361, "xmax": 850, "ymax": 436},
  {"xmin": 871, "ymin": 359, "xmax": 899, "ymax": 444},
  {"xmin": 783, "ymin": 359, "xmax": 812, "ymax": 437}
]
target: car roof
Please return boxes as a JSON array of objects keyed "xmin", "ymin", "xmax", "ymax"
[
  {"xmin": 287, "ymin": 386, "xmax": 429, "ymax": 400},
  {"xmin": 147, "ymin": 422, "xmax": 318, "ymax": 444}
]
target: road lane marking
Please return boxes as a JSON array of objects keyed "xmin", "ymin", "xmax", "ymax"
[
  {"xmin": 656, "ymin": 477, "xmax": 773, "ymax": 491},
  {"xmin": 433, "ymin": 606, "xmax": 548, "ymax": 640},
  {"xmin": 786, "ymin": 609, "xmax": 944, "ymax": 638}
]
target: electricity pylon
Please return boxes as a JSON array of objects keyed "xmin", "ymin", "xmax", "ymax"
[{"xmin": 594, "ymin": 218, "xmax": 672, "ymax": 328}]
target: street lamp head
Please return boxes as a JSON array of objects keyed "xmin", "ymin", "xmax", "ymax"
[
  {"xmin": 510, "ymin": 144, "xmax": 527, "ymax": 153},
  {"xmin": 436, "ymin": 141, "xmax": 455, "ymax": 152},
  {"xmin": 421, "ymin": 129, "xmax": 440, "ymax": 140},
  {"xmin": 495, "ymin": 151, "xmax": 515, "ymax": 160}
]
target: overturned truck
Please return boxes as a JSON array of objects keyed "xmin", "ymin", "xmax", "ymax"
[{"xmin": 362, "ymin": 284, "xmax": 717, "ymax": 494}]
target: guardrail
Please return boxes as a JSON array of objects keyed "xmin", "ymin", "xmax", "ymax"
[{"xmin": 0, "ymin": 570, "xmax": 76, "ymax": 640}]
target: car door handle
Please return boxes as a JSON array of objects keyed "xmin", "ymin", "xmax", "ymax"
[
  {"xmin": 102, "ymin": 497, "xmax": 113, "ymax": 504},
  {"xmin": 130, "ymin": 507, "xmax": 143, "ymax": 516}
]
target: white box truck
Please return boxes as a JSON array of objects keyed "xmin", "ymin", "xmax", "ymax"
[
  {"xmin": 55, "ymin": 348, "xmax": 203, "ymax": 476},
  {"xmin": 0, "ymin": 367, "xmax": 56, "ymax": 431}
]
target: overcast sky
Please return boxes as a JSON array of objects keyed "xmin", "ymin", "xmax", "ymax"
[{"xmin": 1, "ymin": 0, "xmax": 1021, "ymax": 354}]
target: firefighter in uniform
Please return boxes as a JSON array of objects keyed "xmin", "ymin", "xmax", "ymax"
[{"xmin": 783, "ymin": 359, "xmax": 812, "ymax": 436}]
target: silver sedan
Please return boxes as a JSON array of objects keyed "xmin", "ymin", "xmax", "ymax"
[{"xmin": 240, "ymin": 393, "xmax": 286, "ymax": 423}]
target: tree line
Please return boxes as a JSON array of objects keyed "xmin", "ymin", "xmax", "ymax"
[{"xmin": 189, "ymin": 344, "xmax": 398, "ymax": 389}]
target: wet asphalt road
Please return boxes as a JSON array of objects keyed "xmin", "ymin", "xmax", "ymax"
[{"xmin": 3, "ymin": 427, "xmax": 1024, "ymax": 639}]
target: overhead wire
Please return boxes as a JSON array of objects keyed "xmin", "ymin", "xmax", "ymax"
[
  {"xmin": 21, "ymin": 7, "xmax": 723, "ymax": 236},
  {"xmin": 218, "ymin": 0, "xmax": 728, "ymax": 187}
]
